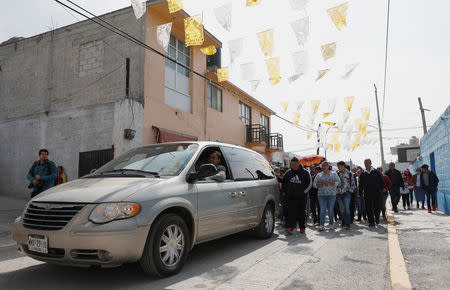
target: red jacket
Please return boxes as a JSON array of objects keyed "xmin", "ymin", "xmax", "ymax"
[{"xmin": 382, "ymin": 174, "xmax": 392, "ymax": 192}]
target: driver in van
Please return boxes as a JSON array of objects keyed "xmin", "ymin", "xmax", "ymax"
[{"xmin": 206, "ymin": 151, "xmax": 226, "ymax": 182}]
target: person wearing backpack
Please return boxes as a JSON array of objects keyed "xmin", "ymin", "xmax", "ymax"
[{"xmin": 27, "ymin": 149, "xmax": 57, "ymax": 198}]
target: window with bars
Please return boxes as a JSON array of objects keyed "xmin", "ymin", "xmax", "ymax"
[
  {"xmin": 207, "ymin": 83, "xmax": 222, "ymax": 112},
  {"xmin": 239, "ymin": 101, "xmax": 251, "ymax": 125}
]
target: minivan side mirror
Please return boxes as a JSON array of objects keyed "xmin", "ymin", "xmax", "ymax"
[{"xmin": 187, "ymin": 164, "xmax": 217, "ymax": 183}]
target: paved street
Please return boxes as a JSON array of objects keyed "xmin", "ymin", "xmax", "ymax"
[{"xmin": 0, "ymin": 195, "xmax": 448, "ymax": 289}]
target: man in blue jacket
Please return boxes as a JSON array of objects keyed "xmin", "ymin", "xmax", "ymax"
[
  {"xmin": 281, "ymin": 157, "xmax": 312, "ymax": 234},
  {"xmin": 420, "ymin": 164, "xmax": 440, "ymax": 212},
  {"xmin": 27, "ymin": 149, "xmax": 57, "ymax": 198}
]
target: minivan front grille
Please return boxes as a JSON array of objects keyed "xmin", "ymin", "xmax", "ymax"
[{"xmin": 23, "ymin": 203, "xmax": 86, "ymax": 231}]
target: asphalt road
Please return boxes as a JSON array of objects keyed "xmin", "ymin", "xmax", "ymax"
[{"xmin": 0, "ymin": 221, "xmax": 390, "ymax": 290}]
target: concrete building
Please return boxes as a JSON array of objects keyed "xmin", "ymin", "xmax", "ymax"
[
  {"xmin": 390, "ymin": 136, "xmax": 421, "ymax": 172},
  {"xmin": 0, "ymin": 1, "xmax": 282, "ymax": 198},
  {"xmin": 419, "ymin": 106, "xmax": 450, "ymax": 215}
]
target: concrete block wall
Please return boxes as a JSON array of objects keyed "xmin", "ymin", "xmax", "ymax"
[
  {"xmin": 0, "ymin": 7, "xmax": 146, "ymax": 198},
  {"xmin": 420, "ymin": 106, "xmax": 450, "ymax": 215}
]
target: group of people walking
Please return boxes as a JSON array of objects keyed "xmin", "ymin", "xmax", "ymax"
[{"xmin": 276, "ymin": 158, "xmax": 440, "ymax": 234}]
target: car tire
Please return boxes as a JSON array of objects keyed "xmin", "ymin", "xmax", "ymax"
[
  {"xmin": 140, "ymin": 213, "xmax": 191, "ymax": 277},
  {"xmin": 254, "ymin": 203, "xmax": 275, "ymax": 239}
]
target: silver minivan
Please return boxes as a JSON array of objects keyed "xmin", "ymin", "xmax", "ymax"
[{"xmin": 12, "ymin": 142, "xmax": 279, "ymax": 277}]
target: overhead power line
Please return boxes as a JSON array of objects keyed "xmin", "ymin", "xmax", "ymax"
[{"xmin": 54, "ymin": 0, "xmax": 315, "ymax": 134}]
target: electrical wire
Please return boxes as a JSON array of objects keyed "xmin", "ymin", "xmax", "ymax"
[{"xmin": 54, "ymin": 0, "xmax": 315, "ymax": 134}]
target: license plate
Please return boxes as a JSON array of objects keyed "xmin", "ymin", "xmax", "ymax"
[{"xmin": 28, "ymin": 235, "xmax": 48, "ymax": 254}]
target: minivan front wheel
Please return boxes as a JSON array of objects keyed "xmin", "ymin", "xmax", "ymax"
[
  {"xmin": 140, "ymin": 214, "xmax": 191, "ymax": 277},
  {"xmin": 254, "ymin": 204, "xmax": 274, "ymax": 239}
]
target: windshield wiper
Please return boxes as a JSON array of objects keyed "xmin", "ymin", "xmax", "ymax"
[{"xmin": 101, "ymin": 169, "xmax": 160, "ymax": 177}]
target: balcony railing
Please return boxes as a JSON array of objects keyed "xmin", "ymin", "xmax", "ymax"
[
  {"xmin": 268, "ymin": 133, "xmax": 284, "ymax": 150},
  {"xmin": 246, "ymin": 125, "xmax": 283, "ymax": 150}
]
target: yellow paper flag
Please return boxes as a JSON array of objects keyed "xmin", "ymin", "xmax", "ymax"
[
  {"xmin": 200, "ymin": 45, "xmax": 217, "ymax": 55},
  {"xmin": 344, "ymin": 96, "xmax": 355, "ymax": 112},
  {"xmin": 293, "ymin": 119, "xmax": 299, "ymax": 126},
  {"xmin": 316, "ymin": 69, "xmax": 329, "ymax": 81},
  {"xmin": 355, "ymin": 118, "xmax": 362, "ymax": 131},
  {"xmin": 327, "ymin": 2, "xmax": 348, "ymax": 31},
  {"xmin": 293, "ymin": 112, "xmax": 301, "ymax": 120},
  {"xmin": 265, "ymin": 57, "xmax": 281, "ymax": 85},
  {"xmin": 246, "ymin": 0, "xmax": 261, "ymax": 7},
  {"xmin": 361, "ymin": 107, "xmax": 370, "ymax": 120},
  {"xmin": 217, "ymin": 67, "xmax": 228, "ymax": 82},
  {"xmin": 323, "ymin": 121, "xmax": 336, "ymax": 127},
  {"xmin": 311, "ymin": 100, "xmax": 320, "ymax": 114},
  {"xmin": 168, "ymin": 0, "xmax": 183, "ymax": 13},
  {"xmin": 328, "ymin": 144, "xmax": 334, "ymax": 151},
  {"xmin": 306, "ymin": 131, "xmax": 313, "ymax": 139},
  {"xmin": 184, "ymin": 14, "xmax": 204, "ymax": 46},
  {"xmin": 257, "ymin": 29, "xmax": 274, "ymax": 57},
  {"xmin": 323, "ymin": 112, "xmax": 332, "ymax": 118},
  {"xmin": 321, "ymin": 42, "xmax": 336, "ymax": 61},
  {"xmin": 331, "ymin": 133, "xmax": 339, "ymax": 144},
  {"xmin": 334, "ymin": 144, "xmax": 341, "ymax": 152},
  {"xmin": 361, "ymin": 120, "xmax": 369, "ymax": 137},
  {"xmin": 280, "ymin": 101, "xmax": 289, "ymax": 112}
]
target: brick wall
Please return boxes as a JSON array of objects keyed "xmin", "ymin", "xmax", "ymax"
[{"xmin": 420, "ymin": 106, "xmax": 450, "ymax": 215}]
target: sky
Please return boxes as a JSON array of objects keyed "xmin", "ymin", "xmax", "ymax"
[{"xmin": 1, "ymin": 0, "xmax": 449, "ymax": 167}]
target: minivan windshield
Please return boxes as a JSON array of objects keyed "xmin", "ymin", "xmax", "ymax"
[{"xmin": 94, "ymin": 143, "xmax": 199, "ymax": 177}]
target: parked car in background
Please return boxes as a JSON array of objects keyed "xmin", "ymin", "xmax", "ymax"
[{"xmin": 12, "ymin": 142, "xmax": 279, "ymax": 277}]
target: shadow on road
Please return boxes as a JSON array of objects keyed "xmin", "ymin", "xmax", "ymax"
[{"xmin": 0, "ymin": 231, "xmax": 290, "ymax": 289}]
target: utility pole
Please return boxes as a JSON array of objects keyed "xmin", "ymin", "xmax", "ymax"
[
  {"xmin": 374, "ymin": 84, "xmax": 386, "ymax": 169},
  {"xmin": 418, "ymin": 97, "xmax": 428, "ymax": 134}
]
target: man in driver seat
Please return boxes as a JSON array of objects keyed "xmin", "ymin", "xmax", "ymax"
[{"xmin": 205, "ymin": 151, "xmax": 226, "ymax": 182}]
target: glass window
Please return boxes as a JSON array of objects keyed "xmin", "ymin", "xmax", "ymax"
[
  {"xmin": 95, "ymin": 143, "xmax": 199, "ymax": 177},
  {"xmin": 239, "ymin": 101, "xmax": 251, "ymax": 125},
  {"xmin": 165, "ymin": 35, "xmax": 190, "ymax": 77},
  {"xmin": 260, "ymin": 114, "xmax": 269, "ymax": 133},
  {"xmin": 207, "ymin": 83, "xmax": 222, "ymax": 112},
  {"xmin": 222, "ymin": 147, "xmax": 274, "ymax": 181}
]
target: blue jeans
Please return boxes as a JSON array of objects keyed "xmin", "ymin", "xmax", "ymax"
[
  {"xmin": 336, "ymin": 193, "xmax": 351, "ymax": 225},
  {"xmin": 357, "ymin": 195, "xmax": 366, "ymax": 218},
  {"xmin": 318, "ymin": 195, "xmax": 337, "ymax": 226}
]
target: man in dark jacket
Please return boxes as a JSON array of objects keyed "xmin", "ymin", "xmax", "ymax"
[
  {"xmin": 27, "ymin": 149, "xmax": 57, "ymax": 198},
  {"xmin": 420, "ymin": 164, "xmax": 440, "ymax": 212},
  {"xmin": 385, "ymin": 162, "xmax": 404, "ymax": 213},
  {"xmin": 281, "ymin": 157, "xmax": 312, "ymax": 234},
  {"xmin": 360, "ymin": 159, "xmax": 384, "ymax": 227}
]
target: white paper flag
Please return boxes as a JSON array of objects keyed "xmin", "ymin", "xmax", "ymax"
[
  {"xmin": 289, "ymin": 0, "xmax": 308, "ymax": 10},
  {"xmin": 342, "ymin": 63, "xmax": 359, "ymax": 79},
  {"xmin": 131, "ymin": 0, "xmax": 146, "ymax": 19},
  {"xmin": 250, "ymin": 80, "xmax": 260, "ymax": 91},
  {"xmin": 214, "ymin": 2, "xmax": 232, "ymax": 32},
  {"xmin": 240, "ymin": 62, "xmax": 256, "ymax": 81},
  {"xmin": 296, "ymin": 100, "xmax": 305, "ymax": 112},
  {"xmin": 228, "ymin": 38, "xmax": 244, "ymax": 64},
  {"xmin": 291, "ymin": 50, "xmax": 308, "ymax": 75},
  {"xmin": 342, "ymin": 110, "xmax": 350, "ymax": 123},
  {"xmin": 290, "ymin": 17, "xmax": 309, "ymax": 47},
  {"xmin": 327, "ymin": 97, "xmax": 337, "ymax": 113},
  {"xmin": 156, "ymin": 22, "xmax": 172, "ymax": 52},
  {"xmin": 288, "ymin": 74, "xmax": 301, "ymax": 83}
]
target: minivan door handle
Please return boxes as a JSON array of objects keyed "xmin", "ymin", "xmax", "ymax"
[{"xmin": 229, "ymin": 192, "xmax": 237, "ymax": 198}]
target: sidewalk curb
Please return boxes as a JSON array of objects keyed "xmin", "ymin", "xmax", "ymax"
[{"xmin": 386, "ymin": 199, "xmax": 412, "ymax": 290}]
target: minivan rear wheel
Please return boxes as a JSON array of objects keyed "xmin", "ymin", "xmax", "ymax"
[
  {"xmin": 140, "ymin": 213, "xmax": 190, "ymax": 277},
  {"xmin": 254, "ymin": 204, "xmax": 274, "ymax": 239}
]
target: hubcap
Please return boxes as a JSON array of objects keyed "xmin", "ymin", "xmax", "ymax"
[
  {"xmin": 265, "ymin": 209, "xmax": 274, "ymax": 233},
  {"xmin": 159, "ymin": 224, "xmax": 184, "ymax": 267}
]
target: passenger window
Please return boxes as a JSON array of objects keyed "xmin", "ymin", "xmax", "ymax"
[
  {"xmin": 222, "ymin": 147, "xmax": 274, "ymax": 181},
  {"xmin": 194, "ymin": 147, "xmax": 230, "ymax": 179}
]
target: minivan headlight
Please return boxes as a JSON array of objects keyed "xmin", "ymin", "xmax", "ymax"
[{"xmin": 89, "ymin": 202, "xmax": 141, "ymax": 224}]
